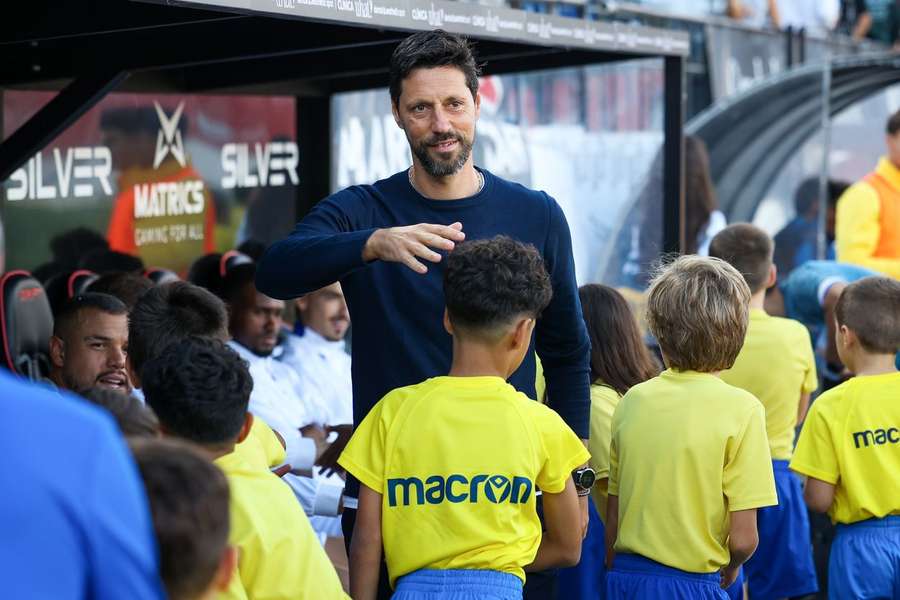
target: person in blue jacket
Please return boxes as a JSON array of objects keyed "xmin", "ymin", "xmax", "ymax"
[
  {"xmin": 0, "ymin": 369, "xmax": 163, "ymax": 599},
  {"xmin": 257, "ymin": 29, "xmax": 591, "ymax": 600}
]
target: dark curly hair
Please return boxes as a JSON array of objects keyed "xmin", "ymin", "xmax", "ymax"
[
  {"xmin": 389, "ymin": 29, "xmax": 481, "ymax": 106},
  {"xmin": 444, "ymin": 236, "xmax": 552, "ymax": 339},
  {"xmin": 142, "ymin": 337, "xmax": 252, "ymax": 445}
]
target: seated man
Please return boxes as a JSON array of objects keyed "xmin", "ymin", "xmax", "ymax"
[
  {"xmin": 221, "ymin": 263, "xmax": 344, "ymax": 532},
  {"xmin": 49, "ymin": 292, "xmax": 131, "ymax": 394},
  {"xmin": 141, "ymin": 337, "xmax": 347, "ymax": 599},
  {"xmin": 281, "ymin": 282, "xmax": 353, "ymax": 427}
]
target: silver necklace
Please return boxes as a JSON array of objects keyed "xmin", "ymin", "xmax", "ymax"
[{"xmin": 408, "ymin": 167, "xmax": 484, "ymax": 198}]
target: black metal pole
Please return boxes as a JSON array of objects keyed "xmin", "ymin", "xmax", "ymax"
[
  {"xmin": 0, "ymin": 69, "xmax": 127, "ymax": 182},
  {"xmin": 663, "ymin": 55, "xmax": 685, "ymax": 255},
  {"xmin": 296, "ymin": 96, "xmax": 332, "ymax": 221}
]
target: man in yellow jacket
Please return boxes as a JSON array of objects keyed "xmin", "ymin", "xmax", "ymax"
[{"xmin": 836, "ymin": 109, "xmax": 900, "ymax": 278}]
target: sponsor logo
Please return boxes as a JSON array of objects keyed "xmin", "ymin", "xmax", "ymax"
[
  {"xmin": 386, "ymin": 474, "xmax": 533, "ymax": 507},
  {"xmin": 153, "ymin": 102, "xmax": 187, "ymax": 168},
  {"xmin": 221, "ymin": 142, "xmax": 299, "ymax": 189},
  {"xmin": 853, "ymin": 428, "xmax": 900, "ymax": 448},
  {"xmin": 17, "ymin": 287, "xmax": 44, "ymax": 302},
  {"xmin": 6, "ymin": 147, "xmax": 113, "ymax": 202}
]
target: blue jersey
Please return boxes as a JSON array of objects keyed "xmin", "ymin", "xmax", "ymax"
[{"xmin": 0, "ymin": 371, "xmax": 162, "ymax": 599}]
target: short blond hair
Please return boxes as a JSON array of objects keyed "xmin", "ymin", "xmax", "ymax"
[{"xmin": 647, "ymin": 255, "xmax": 750, "ymax": 372}]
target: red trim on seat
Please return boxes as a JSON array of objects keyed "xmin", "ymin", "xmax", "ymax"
[
  {"xmin": 0, "ymin": 270, "xmax": 32, "ymax": 372},
  {"xmin": 67, "ymin": 269, "xmax": 96, "ymax": 298},
  {"xmin": 220, "ymin": 250, "xmax": 242, "ymax": 278}
]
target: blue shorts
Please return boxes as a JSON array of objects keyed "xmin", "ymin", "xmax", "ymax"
[
  {"xmin": 607, "ymin": 554, "xmax": 730, "ymax": 600},
  {"xmin": 392, "ymin": 569, "xmax": 523, "ymax": 600},
  {"xmin": 743, "ymin": 461, "xmax": 818, "ymax": 599},
  {"xmin": 829, "ymin": 515, "xmax": 900, "ymax": 600}
]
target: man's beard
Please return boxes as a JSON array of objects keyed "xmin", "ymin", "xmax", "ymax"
[{"xmin": 410, "ymin": 130, "xmax": 474, "ymax": 177}]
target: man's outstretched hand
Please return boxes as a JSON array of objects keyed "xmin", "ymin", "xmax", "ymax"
[
  {"xmin": 316, "ymin": 424, "xmax": 353, "ymax": 477},
  {"xmin": 362, "ymin": 222, "xmax": 465, "ymax": 274}
]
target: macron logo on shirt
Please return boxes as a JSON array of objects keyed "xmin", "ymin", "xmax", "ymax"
[
  {"xmin": 387, "ymin": 474, "xmax": 533, "ymax": 507},
  {"xmin": 852, "ymin": 427, "xmax": 900, "ymax": 449}
]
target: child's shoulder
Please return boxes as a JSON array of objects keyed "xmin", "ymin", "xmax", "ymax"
[{"xmin": 763, "ymin": 314, "xmax": 812, "ymax": 341}]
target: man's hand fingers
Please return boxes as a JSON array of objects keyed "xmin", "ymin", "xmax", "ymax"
[
  {"xmin": 421, "ymin": 223, "xmax": 466, "ymax": 242},
  {"xmin": 408, "ymin": 241, "xmax": 444, "ymax": 264},
  {"xmin": 415, "ymin": 231, "xmax": 458, "ymax": 252},
  {"xmin": 400, "ymin": 252, "xmax": 429, "ymax": 274}
]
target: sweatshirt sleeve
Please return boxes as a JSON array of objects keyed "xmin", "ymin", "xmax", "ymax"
[
  {"xmin": 835, "ymin": 181, "xmax": 900, "ymax": 279},
  {"xmin": 256, "ymin": 188, "xmax": 377, "ymax": 299},
  {"xmin": 535, "ymin": 198, "xmax": 592, "ymax": 439}
]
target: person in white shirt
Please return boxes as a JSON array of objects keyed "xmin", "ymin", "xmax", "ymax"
[
  {"xmin": 777, "ymin": 0, "xmax": 840, "ymax": 36},
  {"xmin": 222, "ymin": 263, "xmax": 345, "ymax": 543},
  {"xmin": 280, "ymin": 283, "xmax": 353, "ymax": 427}
]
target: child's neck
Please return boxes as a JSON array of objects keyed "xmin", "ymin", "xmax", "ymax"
[
  {"xmin": 749, "ymin": 289, "xmax": 767, "ymax": 311},
  {"xmin": 848, "ymin": 352, "xmax": 899, "ymax": 377},
  {"xmin": 448, "ymin": 339, "xmax": 512, "ymax": 379}
]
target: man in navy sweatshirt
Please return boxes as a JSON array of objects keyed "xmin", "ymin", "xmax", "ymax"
[{"xmin": 256, "ymin": 29, "xmax": 590, "ymax": 599}]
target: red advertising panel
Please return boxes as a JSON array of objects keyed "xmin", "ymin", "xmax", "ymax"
[{"xmin": 2, "ymin": 92, "xmax": 297, "ymax": 274}]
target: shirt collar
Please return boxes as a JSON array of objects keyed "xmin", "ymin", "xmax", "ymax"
[
  {"xmin": 228, "ymin": 340, "xmax": 267, "ymax": 366},
  {"xmin": 301, "ymin": 327, "xmax": 346, "ymax": 353}
]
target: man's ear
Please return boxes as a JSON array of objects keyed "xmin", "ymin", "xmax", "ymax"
[
  {"xmin": 391, "ymin": 100, "xmax": 402, "ymax": 129},
  {"xmin": 236, "ymin": 413, "xmax": 254, "ymax": 444},
  {"xmin": 212, "ymin": 545, "xmax": 238, "ymax": 592},
  {"xmin": 473, "ymin": 90, "xmax": 482, "ymax": 119},
  {"xmin": 443, "ymin": 309, "xmax": 454, "ymax": 336},
  {"xmin": 49, "ymin": 335, "xmax": 65, "ymax": 369},
  {"xmin": 294, "ymin": 296, "xmax": 308, "ymax": 315}
]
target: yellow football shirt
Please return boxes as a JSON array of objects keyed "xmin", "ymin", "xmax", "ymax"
[
  {"xmin": 338, "ymin": 376, "xmax": 590, "ymax": 587},
  {"xmin": 609, "ymin": 370, "xmax": 777, "ymax": 573},
  {"xmin": 720, "ymin": 309, "xmax": 817, "ymax": 460},
  {"xmin": 215, "ymin": 450, "xmax": 348, "ymax": 599},
  {"xmin": 790, "ymin": 371, "xmax": 900, "ymax": 524},
  {"xmin": 587, "ymin": 383, "xmax": 620, "ymax": 523},
  {"xmin": 234, "ymin": 417, "xmax": 286, "ymax": 472}
]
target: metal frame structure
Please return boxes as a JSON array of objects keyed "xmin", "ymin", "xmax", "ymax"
[
  {"xmin": 687, "ymin": 52, "xmax": 900, "ymax": 223},
  {"xmin": 2, "ymin": 0, "xmax": 690, "ymax": 253}
]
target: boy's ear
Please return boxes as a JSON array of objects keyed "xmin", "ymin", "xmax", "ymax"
[
  {"xmin": 236, "ymin": 413, "xmax": 254, "ymax": 444},
  {"xmin": 443, "ymin": 309, "xmax": 454, "ymax": 336},
  {"xmin": 391, "ymin": 101, "xmax": 402, "ymax": 128},
  {"xmin": 212, "ymin": 545, "xmax": 238, "ymax": 593},
  {"xmin": 511, "ymin": 317, "xmax": 535, "ymax": 350},
  {"xmin": 49, "ymin": 335, "xmax": 65, "ymax": 369},
  {"xmin": 766, "ymin": 263, "xmax": 777, "ymax": 289}
]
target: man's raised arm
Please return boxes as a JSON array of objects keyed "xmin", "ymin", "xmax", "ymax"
[{"xmin": 257, "ymin": 190, "xmax": 465, "ymax": 299}]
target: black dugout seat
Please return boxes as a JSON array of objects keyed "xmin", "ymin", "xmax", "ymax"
[
  {"xmin": 0, "ymin": 271, "xmax": 53, "ymax": 381},
  {"xmin": 145, "ymin": 267, "xmax": 180, "ymax": 285},
  {"xmin": 44, "ymin": 269, "xmax": 98, "ymax": 317}
]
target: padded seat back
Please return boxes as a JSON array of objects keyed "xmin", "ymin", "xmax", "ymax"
[{"xmin": 0, "ymin": 271, "xmax": 53, "ymax": 381}]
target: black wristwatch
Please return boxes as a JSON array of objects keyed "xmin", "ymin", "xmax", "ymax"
[{"xmin": 572, "ymin": 466, "xmax": 596, "ymax": 496}]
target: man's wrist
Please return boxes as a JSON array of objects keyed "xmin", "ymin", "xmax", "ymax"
[{"xmin": 361, "ymin": 228, "xmax": 382, "ymax": 262}]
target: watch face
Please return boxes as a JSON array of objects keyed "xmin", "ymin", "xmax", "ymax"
[{"xmin": 580, "ymin": 469, "xmax": 596, "ymax": 489}]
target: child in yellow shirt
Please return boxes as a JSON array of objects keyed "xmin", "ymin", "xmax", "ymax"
[
  {"xmin": 790, "ymin": 276, "xmax": 900, "ymax": 599},
  {"xmin": 339, "ymin": 236, "xmax": 590, "ymax": 600},
  {"xmin": 711, "ymin": 224, "xmax": 819, "ymax": 600},
  {"xmin": 606, "ymin": 255, "xmax": 777, "ymax": 599},
  {"xmin": 142, "ymin": 337, "xmax": 348, "ymax": 599},
  {"xmin": 567, "ymin": 284, "xmax": 658, "ymax": 599},
  {"xmin": 132, "ymin": 438, "xmax": 236, "ymax": 600}
]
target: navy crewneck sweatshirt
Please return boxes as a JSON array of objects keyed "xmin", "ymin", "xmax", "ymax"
[{"xmin": 258, "ymin": 169, "xmax": 590, "ymax": 490}]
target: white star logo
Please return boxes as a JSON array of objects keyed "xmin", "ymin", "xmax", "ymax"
[{"xmin": 153, "ymin": 101, "xmax": 186, "ymax": 169}]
